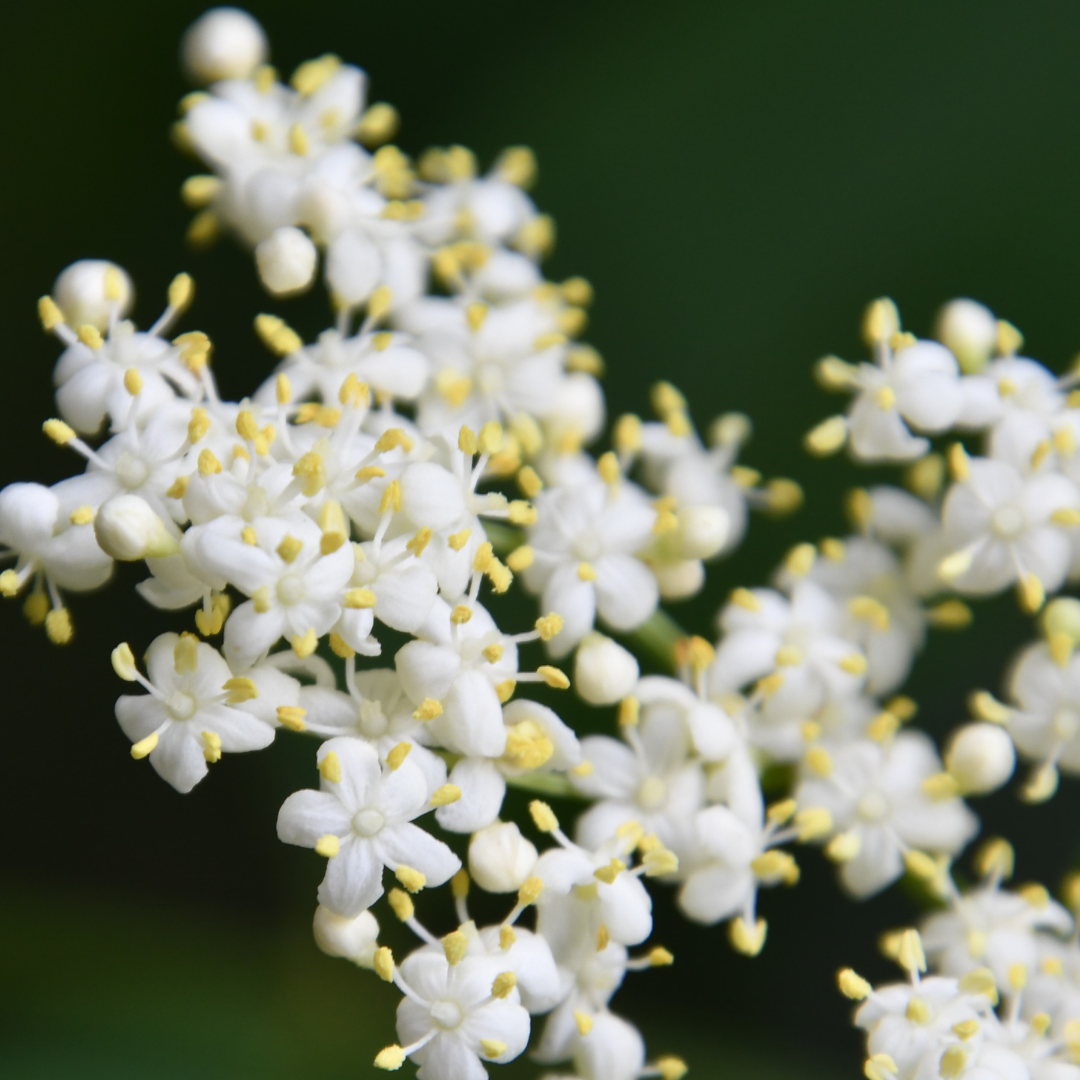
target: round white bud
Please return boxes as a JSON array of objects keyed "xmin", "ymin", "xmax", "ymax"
[
  {"xmin": 653, "ymin": 557, "xmax": 705, "ymax": 601},
  {"xmin": 94, "ymin": 495, "xmax": 179, "ymax": 561},
  {"xmin": 674, "ymin": 505, "xmax": 729, "ymax": 560},
  {"xmin": 312, "ymin": 905, "xmax": 379, "ymax": 967},
  {"xmin": 945, "ymin": 722, "xmax": 1016, "ymax": 795},
  {"xmin": 552, "ymin": 373, "xmax": 605, "ymax": 444},
  {"xmin": 181, "ymin": 7, "xmax": 268, "ymax": 84},
  {"xmin": 574, "ymin": 633, "xmax": 639, "ymax": 706},
  {"xmin": 468, "ymin": 821, "xmax": 538, "ymax": 893},
  {"xmin": 934, "ymin": 299, "xmax": 997, "ymax": 375},
  {"xmin": 255, "ymin": 227, "xmax": 318, "ymax": 296},
  {"xmin": 54, "ymin": 260, "xmax": 133, "ymax": 332}
]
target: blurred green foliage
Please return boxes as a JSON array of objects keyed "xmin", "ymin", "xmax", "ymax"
[{"xmin": 4, "ymin": 0, "xmax": 1080, "ymax": 1075}]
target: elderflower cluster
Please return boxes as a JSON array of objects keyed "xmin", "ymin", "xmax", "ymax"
[
  {"xmin": 10, "ymin": 8, "xmax": 1080, "ymax": 1080},
  {"xmin": 841, "ymin": 840, "xmax": 1080, "ymax": 1080}
]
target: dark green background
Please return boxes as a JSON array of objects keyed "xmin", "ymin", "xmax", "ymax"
[{"xmin": 3, "ymin": 1, "xmax": 1080, "ymax": 1076}]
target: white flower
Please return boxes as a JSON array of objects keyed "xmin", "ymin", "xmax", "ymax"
[
  {"xmin": 921, "ymin": 883, "xmax": 1072, "ymax": 991},
  {"xmin": 938, "ymin": 455, "xmax": 1079, "ymax": 603},
  {"xmin": 570, "ymin": 703, "xmax": 705, "ymax": 859},
  {"xmin": 1004, "ymin": 641, "xmax": 1080, "ymax": 781},
  {"xmin": 114, "ymin": 632, "xmax": 276, "ymax": 792},
  {"xmin": 710, "ymin": 580, "xmax": 868, "ymax": 722},
  {"xmin": 277, "ymin": 736, "xmax": 460, "ymax": 916},
  {"xmin": 390, "ymin": 946, "xmax": 531, "ymax": 1080},
  {"xmin": 0, "ymin": 482, "xmax": 113, "ymax": 638},
  {"xmin": 794, "ymin": 731, "xmax": 978, "ymax": 898},
  {"xmin": 831, "ymin": 339, "xmax": 965, "ymax": 462},
  {"xmin": 395, "ymin": 599, "xmax": 520, "ymax": 758},
  {"xmin": 93, "ymin": 494, "xmax": 180, "ymax": 561},
  {"xmin": 566, "ymin": 1011, "xmax": 646, "ymax": 1080},
  {"xmin": 181, "ymin": 7, "xmax": 268, "ymax": 83},
  {"xmin": 437, "ymin": 699, "xmax": 581, "ymax": 833},
  {"xmin": 185, "ymin": 513, "xmax": 354, "ymax": 668},
  {"xmin": 522, "ymin": 474, "xmax": 659, "ymax": 656}
]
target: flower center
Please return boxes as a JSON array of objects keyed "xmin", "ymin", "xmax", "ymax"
[
  {"xmin": 359, "ymin": 699, "xmax": 388, "ymax": 737},
  {"xmin": 502, "ymin": 719, "xmax": 554, "ymax": 770},
  {"xmin": 277, "ymin": 573, "xmax": 305, "ymax": 605},
  {"xmin": 991, "ymin": 504, "xmax": 1026, "ymax": 540},
  {"xmin": 638, "ymin": 776, "xmax": 667, "ymax": 811},
  {"xmin": 856, "ymin": 790, "xmax": 890, "ymax": 823},
  {"xmin": 242, "ymin": 486, "xmax": 269, "ymax": 521},
  {"xmin": 115, "ymin": 451, "xmax": 150, "ymax": 489},
  {"xmin": 166, "ymin": 690, "xmax": 197, "ymax": 721},
  {"xmin": 430, "ymin": 1000, "xmax": 463, "ymax": 1030},
  {"xmin": 476, "ymin": 360, "xmax": 504, "ymax": 395},
  {"xmin": 352, "ymin": 807, "xmax": 385, "ymax": 838},
  {"xmin": 573, "ymin": 531, "xmax": 603, "ymax": 562},
  {"xmin": 1054, "ymin": 707, "xmax": 1080, "ymax": 741}
]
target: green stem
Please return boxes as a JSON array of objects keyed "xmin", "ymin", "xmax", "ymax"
[{"xmin": 623, "ymin": 608, "xmax": 689, "ymax": 672}]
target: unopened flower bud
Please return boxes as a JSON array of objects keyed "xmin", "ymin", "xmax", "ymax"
[
  {"xmin": 945, "ymin": 722, "xmax": 1016, "ymax": 795},
  {"xmin": 468, "ymin": 821, "xmax": 538, "ymax": 893},
  {"xmin": 652, "ymin": 558, "xmax": 705, "ymax": 600},
  {"xmin": 256, "ymin": 227, "xmax": 318, "ymax": 296},
  {"xmin": 94, "ymin": 495, "xmax": 179, "ymax": 560},
  {"xmin": 673, "ymin": 505, "xmax": 729, "ymax": 560},
  {"xmin": 181, "ymin": 7, "xmax": 268, "ymax": 84},
  {"xmin": 574, "ymin": 633, "xmax": 639, "ymax": 706},
  {"xmin": 54, "ymin": 260, "xmax": 133, "ymax": 331},
  {"xmin": 934, "ymin": 299, "xmax": 997, "ymax": 374},
  {"xmin": 312, "ymin": 904, "xmax": 379, "ymax": 967}
]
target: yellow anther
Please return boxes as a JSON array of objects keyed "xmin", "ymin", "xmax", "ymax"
[
  {"xmin": 315, "ymin": 834, "xmax": 340, "ymax": 858},
  {"xmin": 517, "ymin": 876, "xmax": 543, "ymax": 906},
  {"xmin": 968, "ymin": 689, "xmax": 1010, "ymax": 724},
  {"xmin": 1030, "ymin": 1014, "xmax": 1051, "ymax": 1036},
  {"xmin": 412, "ymin": 698, "xmax": 443, "ymax": 721},
  {"xmin": 922, "ymin": 772, "xmax": 960, "ymax": 800},
  {"xmin": 838, "ymin": 968, "xmax": 872, "ymax": 1000},
  {"xmin": 131, "ymin": 732, "xmax": 159, "ymax": 759},
  {"xmin": 43, "ymin": 418, "xmax": 76, "ymax": 445},
  {"xmin": 849, "ymin": 595, "xmax": 890, "ymax": 632},
  {"xmin": 222, "ymin": 676, "xmax": 258, "ymax": 705},
  {"xmin": 395, "ymin": 865, "xmax": 427, "ymax": 893},
  {"xmin": 368, "ymin": 285, "xmax": 393, "ymax": 323},
  {"xmin": 38, "ymin": 295, "xmax": 64, "ymax": 330},
  {"xmin": 531, "ymin": 614, "xmax": 563, "ymax": 643},
  {"xmin": 825, "ymin": 831, "xmax": 861, "ymax": 863},
  {"xmin": 386, "ymin": 742, "xmax": 412, "ymax": 771},
  {"xmin": 939, "ymin": 1047, "xmax": 967, "ymax": 1080},
  {"xmin": 927, "ymin": 599, "xmax": 973, "ymax": 629},
  {"xmin": 504, "ymin": 721, "xmax": 555, "ymax": 770},
  {"xmin": 1007, "ymin": 962, "xmax": 1028, "ymax": 990},
  {"xmin": 441, "ymin": 526, "xmax": 472, "ymax": 552},
  {"xmin": 537, "ymin": 665, "xmax": 570, "ymax": 689},
  {"xmin": 450, "ymin": 604, "xmax": 473, "ymax": 625},
  {"xmin": 530, "ymin": 800, "xmax": 559, "ymax": 833},
  {"xmin": 785, "ymin": 542, "xmax": 817, "ymax": 577},
  {"xmin": 897, "ymin": 929, "xmax": 926, "ymax": 974},
  {"xmin": 499, "ymin": 925, "xmax": 516, "ymax": 950},
  {"xmin": 574, "ymin": 1010, "xmax": 594, "ymax": 1036},
  {"xmin": 489, "ymin": 970, "xmax": 518, "ymax": 1002},
  {"xmin": 405, "ymin": 528, "xmax": 432, "ymax": 558},
  {"xmin": 109, "ymin": 643, "xmax": 138, "ymax": 682},
  {"xmin": 862, "ymin": 297, "xmax": 901, "ymax": 344},
  {"xmin": 953, "ymin": 1019, "xmax": 981, "ymax": 1040},
  {"xmin": 373, "ymin": 945, "xmax": 395, "ymax": 982},
  {"xmin": 287, "ymin": 121, "xmax": 309, "ymax": 156},
  {"xmin": 354, "ymin": 466, "xmax": 387, "ymax": 484},
  {"xmin": 839, "ymin": 653, "xmax": 868, "ymax": 675},
  {"xmin": 495, "ymin": 679, "xmax": 516, "ymax": 703},
  {"xmin": 1019, "ymin": 883, "xmax": 1050, "ymax": 908},
  {"xmin": 730, "ymin": 587, "xmax": 761, "ymax": 612},
  {"xmin": 429, "ymin": 784, "xmax": 461, "ymax": 807},
  {"xmin": 794, "ymin": 807, "xmax": 833, "ymax": 842},
  {"xmin": 755, "ymin": 672, "xmax": 785, "ymax": 699},
  {"xmin": 904, "ymin": 849, "xmax": 940, "ymax": 882},
  {"xmin": 197, "ymin": 448, "xmax": 222, "ymax": 476},
  {"xmin": 975, "ymin": 837, "xmax": 1014, "ymax": 881},
  {"xmin": 874, "ymin": 385, "xmax": 896, "ymax": 410},
  {"xmin": 867, "ymin": 711, "xmax": 900, "ymax": 743},
  {"xmin": 864, "ymin": 1053, "xmax": 898, "ymax": 1080},
  {"xmin": 170, "ymin": 633, "xmax": 197, "ymax": 675},
  {"xmin": 774, "ymin": 645, "xmax": 804, "ymax": 667},
  {"xmin": 1019, "ymin": 572, "xmax": 1046, "ymax": 613},
  {"xmin": 201, "ymin": 730, "xmax": 223, "ymax": 764},
  {"xmin": 657, "ymin": 1057, "xmax": 688, "ymax": 1080},
  {"xmin": 959, "ymin": 967, "xmax": 999, "ymax": 1002},
  {"xmin": 499, "ymin": 547, "xmax": 533, "ymax": 576},
  {"xmin": 805, "ymin": 746, "xmax": 833, "ymax": 776},
  {"xmin": 181, "ymin": 174, "xmax": 220, "ymax": 209},
  {"xmin": 254, "ymin": 314, "xmax": 303, "ymax": 356},
  {"xmin": 804, "ymin": 415, "xmax": 847, "ymax": 456},
  {"xmin": 506, "ymin": 500, "xmax": 535, "ymax": 526},
  {"xmin": 378, "ymin": 479, "xmax": 402, "ymax": 514},
  {"xmin": 729, "ymin": 916, "xmax": 767, "ymax": 957},
  {"xmin": 478, "ymin": 421, "xmax": 505, "ymax": 456},
  {"xmin": 451, "ymin": 869, "xmax": 470, "ymax": 900},
  {"xmin": 387, "ymin": 888, "xmax": 414, "ymax": 922},
  {"xmin": 441, "ymin": 929, "xmax": 468, "ymax": 966},
  {"xmin": 814, "ymin": 354, "xmax": 860, "ymax": 390},
  {"xmin": 118, "ymin": 367, "xmax": 144, "ymax": 399},
  {"xmin": 356, "ymin": 102, "xmax": 400, "ymax": 146},
  {"xmin": 234, "ymin": 410, "xmax": 258, "ymax": 443},
  {"xmin": 593, "ymin": 858, "xmax": 626, "ymax": 885},
  {"xmin": 328, "ymin": 633, "xmax": 355, "ymax": 659},
  {"xmin": 944, "ymin": 440, "xmax": 971, "ymax": 482},
  {"xmin": 480, "ymin": 1040, "xmax": 507, "ymax": 1060},
  {"xmin": 374, "ymin": 428, "xmax": 414, "ymax": 454},
  {"xmin": 76, "ymin": 323, "xmax": 104, "ymax": 350},
  {"xmin": 292, "ymin": 451, "xmax": 327, "ymax": 497},
  {"xmin": 597, "ymin": 451, "xmax": 620, "ymax": 486},
  {"xmin": 276, "ymin": 705, "xmax": 307, "ymax": 732},
  {"xmin": 291, "ymin": 628, "xmax": 318, "ymax": 659},
  {"xmin": 317, "ymin": 751, "xmax": 342, "ymax": 784},
  {"xmin": 236, "ymin": 527, "xmax": 257, "ymax": 548},
  {"xmin": 577, "ymin": 561, "xmax": 597, "ymax": 581},
  {"xmin": 276, "ymin": 535, "xmax": 303, "ymax": 563},
  {"xmin": 751, "ymin": 850, "xmax": 799, "ymax": 884},
  {"xmin": 344, "ymin": 588, "xmax": 377, "ymax": 610}
]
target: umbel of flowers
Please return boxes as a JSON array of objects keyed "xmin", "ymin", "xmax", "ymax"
[{"xmin": 8, "ymin": 7, "xmax": 1080, "ymax": 1078}]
